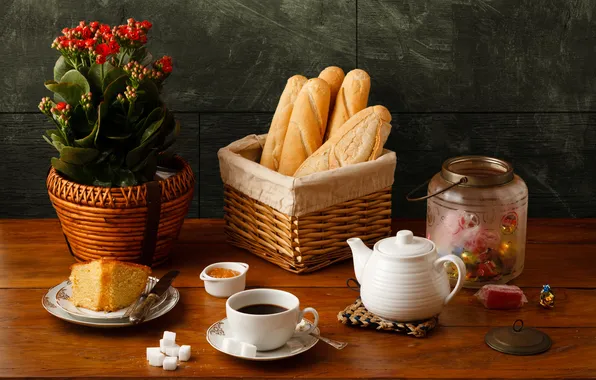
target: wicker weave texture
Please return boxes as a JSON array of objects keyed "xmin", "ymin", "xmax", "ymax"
[
  {"xmin": 338, "ymin": 298, "xmax": 438, "ymax": 338},
  {"xmin": 224, "ymin": 185, "xmax": 392, "ymax": 273},
  {"xmin": 46, "ymin": 156, "xmax": 195, "ymax": 266}
]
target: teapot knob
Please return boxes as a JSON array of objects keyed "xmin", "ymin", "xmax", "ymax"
[{"xmin": 395, "ymin": 230, "xmax": 414, "ymax": 245}]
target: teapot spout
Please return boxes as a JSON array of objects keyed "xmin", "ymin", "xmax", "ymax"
[{"xmin": 347, "ymin": 238, "xmax": 372, "ymax": 283}]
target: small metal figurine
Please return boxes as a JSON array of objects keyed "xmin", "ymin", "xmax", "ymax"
[{"xmin": 540, "ymin": 284, "xmax": 555, "ymax": 309}]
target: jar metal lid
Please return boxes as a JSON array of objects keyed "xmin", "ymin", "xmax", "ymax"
[
  {"xmin": 441, "ymin": 156, "xmax": 514, "ymax": 187},
  {"xmin": 485, "ymin": 320, "xmax": 551, "ymax": 356}
]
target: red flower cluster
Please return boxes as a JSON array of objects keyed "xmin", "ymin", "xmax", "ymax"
[
  {"xmin": 51, "ymin": 20, "xmax": 120, "ymax": 65},
  {"xmin": 55, "ymin": 102, "xmax": 68, "ymax": 111},
  {"xmin": 51, "ymin": 101, "xmax": 71, "ymax": 126},
  {"xmin": 153, "ymin": 56, "xmax": 173, "ymax": 74},
  {"xmin": 113, "ymin": 18, "xmax": 152, "ymax": 49}
]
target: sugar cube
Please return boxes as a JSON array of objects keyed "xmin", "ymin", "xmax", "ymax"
[
  {"xmin": 240, "ymin": 342, "xmax": 257, "ymax": 358},
  {"xmin": 146, "ymin": 347, "xmax": 160, "ymax": 361},
  {"xmin": 163, "ymin": 331, "xmax": 176, "ymax": 342},
  {"xmin": 148, "ymin": 351, "xmax": 165, "ymax": 367},
  {"xmin": 165, "ymin": 344, "xmax": 180, "ymax": 357},
  {"xmin": 160, "ymin": 339, "xmax": 175, "ymax": 353},
  {"xmin": 163, "ymin": 356, "xmax": 177, "ymax": 371},
  {"xmin": 178, "ymin": 345, "xmax": 191, "ymax": 361},
  {"xmin": 222, "ymin": 337, "xmax": 241, "ymax": 355}
]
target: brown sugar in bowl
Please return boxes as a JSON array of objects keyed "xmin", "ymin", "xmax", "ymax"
[
  {"xmin": 207, "ymin": 268, "xmax": 240, "ymax": 278},
  {"xmin": 200, "ymin": 262, "xmax": 249, "ymax": 298}
]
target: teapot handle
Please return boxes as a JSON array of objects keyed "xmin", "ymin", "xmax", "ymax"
[{"xmin": 434, "ymin": 254, "xmax": 467, "ymax": 305}]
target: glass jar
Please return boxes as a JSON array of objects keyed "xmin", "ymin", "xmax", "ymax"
[{"xmin": 424, "ymin": 156, "xmax": 528, "ymax": 288}]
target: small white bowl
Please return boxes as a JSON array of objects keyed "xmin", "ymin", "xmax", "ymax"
[{"xmin": 200, "ymin": 262, "xmax": 249, "ymax": 298}]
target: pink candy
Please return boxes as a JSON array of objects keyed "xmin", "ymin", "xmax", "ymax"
[{"xmin": 475, "ymin": 285, "xmax": 528, "ymax": 309}]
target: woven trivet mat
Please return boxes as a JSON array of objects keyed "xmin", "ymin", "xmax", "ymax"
[{"xmin": 338, "ymin": 298, "xmax": 439, "ymax": 338}]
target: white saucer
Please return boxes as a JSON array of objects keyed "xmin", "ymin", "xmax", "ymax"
[
  {"xmin": 55, "ymin": 277, "xmax": 169, "ymax": 320},
  {"xmin": 206, "ymin": 317, "xmax": 319, "ymax": 361},
  {"xmin": 42, "ymin": 279, "xmax": 179, "ymax": 328}
]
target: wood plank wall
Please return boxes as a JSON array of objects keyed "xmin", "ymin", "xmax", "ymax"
[{"xmin": 1, "ymin": 0, "xmax": 595, "ymax": 218}]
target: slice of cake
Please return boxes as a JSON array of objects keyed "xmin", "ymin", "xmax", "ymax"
[{"xmin": 69, "ymin": 258, "xmax": 151, "ymax": 312}]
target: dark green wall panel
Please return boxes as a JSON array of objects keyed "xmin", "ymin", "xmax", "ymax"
[
  {"xmin": 359, "ymin": 0, "xmax": 596, "ymax": 112},
  {"xmin": 198, "ymin": 112, "xmax": 596, "ymax": 219},
  {"xmin": 1, "ymin": 0, "xmax": 356, "ymax": 112},
  {"xmin": 1, "ymin": 0, "xmax": 594, "ymax": 218}
]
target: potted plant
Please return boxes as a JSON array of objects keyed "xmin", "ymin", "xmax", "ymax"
[{"xmin": 40, "ymin": 19, "xmax": 194, "ymax": 266}]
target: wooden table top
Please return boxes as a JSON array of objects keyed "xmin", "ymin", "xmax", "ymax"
[{"xmin": 1, "ymin": 218, "xmax": 595, "ymax": 379}]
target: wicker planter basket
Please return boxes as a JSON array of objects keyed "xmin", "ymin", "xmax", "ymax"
[
  {"xmin": 46, "ymin": 155, "xmax": 195, "ymax": 266},
  {"xmin": 219, "ymin": 134, "xmax": 396, "ymax": 274}
]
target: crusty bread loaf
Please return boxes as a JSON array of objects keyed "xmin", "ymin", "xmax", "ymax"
[
  {"xmin": 294, "ymin": 105, "xmax": 391, "ymax": 178},
  {"xmin": 324, "ymin": 69, "xmax": 371, "ymax": 141},
  {"xmin": 277, "ymin": 78, "xmax": 330, "ymax": 176},
  {"xmin": 260, "ymin": 75, "xmax": 308, "ymax": 171},
  {"xmin": 318, "ymin": 66, "xmax": 345, "ymax": 117}
]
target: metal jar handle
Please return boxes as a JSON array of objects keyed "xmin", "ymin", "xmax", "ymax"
[{"xmin": 406, "ymin": 177, "xmax": 468, "ymax": 202}]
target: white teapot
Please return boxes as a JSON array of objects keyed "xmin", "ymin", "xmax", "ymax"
[{"xmin": 348, "ymin": 230, "xmax": 466, "ymax": 321}]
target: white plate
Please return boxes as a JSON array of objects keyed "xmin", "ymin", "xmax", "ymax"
[
  {"xmin": 42, "ymin": 279, "xmax": 179, "ymax": 328},
  {"xmin": 55, "ymin": 277, "xmax": 168, "ymax": 319},
  {"xmin": 206, "ymin": 317, "xmax": 319, "ymax": 361}
]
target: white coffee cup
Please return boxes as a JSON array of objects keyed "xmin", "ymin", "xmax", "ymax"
[{"xmin": 226, "ymin": 289, "xmax": 319, "ymax": 351}]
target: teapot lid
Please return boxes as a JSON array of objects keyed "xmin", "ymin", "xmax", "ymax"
[{"xmin": 378, "ymin": 230, "xmax": 434, "ymax": 257}]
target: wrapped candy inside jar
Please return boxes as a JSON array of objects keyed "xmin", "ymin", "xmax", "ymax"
[{"xmin": 411, "ymin": 156, "xmax": 528, "ymax": 288}]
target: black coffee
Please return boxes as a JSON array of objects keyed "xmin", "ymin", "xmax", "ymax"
[{"xmin": 237, "ymin": 304, "xmax": 288, "ymax": 315}]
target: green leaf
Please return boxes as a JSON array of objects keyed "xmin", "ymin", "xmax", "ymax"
[
  {"xmin": 94, "ymin": 150, "xmax": 113, "ymax": 165},
  {"xmin": 89, "ymin": 62, "xmax": 127, "ymax": 91},
  {"xmin": 51, "ymin": 157, "xmax": 93, "ymax": 184},
  {"xmin": 105, "ymin": 133, "xmax": 133, "ymax": 140},
  {"xmin": 94, "ymin": 101, "xmax": 108, "ymax": 146},
  {"xmin": 131, "ymin": 149, "xmax": 156, "ymax": 172},
  {"xmin": 60, "ymin": 69, "xmax": 90, "ymax": 94},
  {"xmin": 59, "ymin": 146, "xmax": 100, "ymax": 165},
  {"xmin": 45, "ymin": 129, "xmax": 66, "ymax": 145},
  {"xmin": 159, "ymin": 120, "xmax": 180, "ymax": 151},
  {"xmin": 125, "ymin": 145, "xmax": 146, "ymax": 169},
  {"xmin": 141, "ymin": 113, "xmax": 165, "ymax": 144},
  {"xmin": 173, "ymin": 119, "xmax": 181, "ymax": 137},
  {"xmin": 44, "ymin": 80, "xmax": 85, "ymax": 106},
  {"xmin": 53, "ymin": 56, "xmax": 73, "ymax": 82},
  {"xmin": 103, "ymin": 75, "xmax": 128, "ymax": 104},
  {"xmin": 138, "ymin": 150, "xmax": 158, "ymax": 182},
  {"xmin": 125, "ymin": 131, "xmax": 158, "ymax": 169},
  {"xmin": 74, "ymin": 121, "xmax": 98, "ymax": 148},
  {"xmin": 51, "ymin": 134, "xmax": 66, "ymax": 146},
  {"xmin": 87, "ymin": 63, "xmax": 103, "ymax": 90},
  {"xmin": 52, "ymin": 140, "xmax": 65, "ymax": 153},
  {"xmin": 42, "ymin": 135, "xmax": 55, "ymax": 150},
  {"xmin": 137, "ymin": 80, "xmax": 160, "ymax": 108},
  {"xmin": 104, "ymin": 68, "xmax": 126, "ymax": 91},
  {"xmin": 135, "ymin": 107, "xmax": 162, "ymax": 137},
  {"xmin": 115, "ymin": 169, "xmax": 138, "ymax": 187},
  {"xmin": 162, "ymin": 109, "xmax": 176, "ymax": 135},
  {"xmin": 130, "ymin": 46, "xmax": 153, "ymax": 66},
  {"xmin": 78, "ymin": 66, "xmax": 89, "ymax": 77},
  {"xmin": 68, "ymin": 106, "xmax": 91, "ymax": 138},
  {"xmin": 92, "ymin": 179, "xmax": 113, "ymax": 187}
]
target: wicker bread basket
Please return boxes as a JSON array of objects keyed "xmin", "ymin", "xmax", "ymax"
[
  {"xmin": 46, "ymin": 155, "xmax": 195, "ymax": 266},
  {"xmin": 219, "ymin": 134, "xmax": 395, "ymax": 273}
]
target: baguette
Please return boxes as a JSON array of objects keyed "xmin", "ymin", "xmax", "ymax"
[
  {"xmin": 294, "ymin": 105, "xmax": 391, "ymax": 178},
  {"xmin": 324, "ymin": 69, "xmax": 371, "ymax": 140},
  {"xmin": 318, "ymin": 66, "xmax": 345, "ymax": 117},
  {"xmin": 260, "ymin": 75, "xmax": 308, "ymax": 171},
  {"xmin": 277, "ymin": 78, "xmax": 331, "ymax": 176}
]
